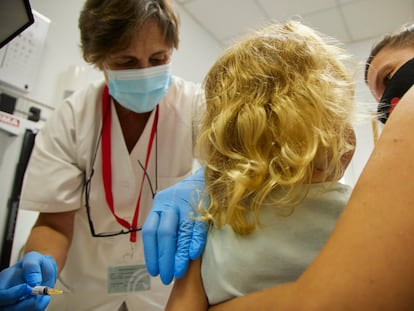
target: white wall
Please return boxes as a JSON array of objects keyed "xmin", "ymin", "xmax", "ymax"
[
  {"xmin": 341, "ymin": 38, "xmax": 380, "ymax": 188},
  {"xmin": 27, "ymin": 0, "xmax": 222, "ymax": 108}
]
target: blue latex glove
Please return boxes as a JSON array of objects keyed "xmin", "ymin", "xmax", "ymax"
[
  {"xmin": 142, "ymin": 167, "xmax": 209, "ymax": 285},
  {"xmin": 0, "ymin": 252, "xmax": 57, "ymax": 311}
]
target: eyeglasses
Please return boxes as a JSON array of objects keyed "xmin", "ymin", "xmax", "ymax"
[
  {"xmin": 83, "ymin": 159, "xmax": 157, "ymax": 238},
  {"xmin": 82, "ymin": 99, "xmax": 158, "ymax": 237}
]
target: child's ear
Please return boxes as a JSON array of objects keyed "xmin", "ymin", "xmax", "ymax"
[{"xmin": 341, "ymin": 126, "xmax": 356, "ymax": 170}]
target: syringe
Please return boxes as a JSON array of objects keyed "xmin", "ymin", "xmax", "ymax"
[{"xmin": 30, "ymin": 286, "xmax": 63, "ymax": 296}]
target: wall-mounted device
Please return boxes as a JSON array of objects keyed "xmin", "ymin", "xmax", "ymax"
[
  {"xmin": 0, "ymin": 0, "xmax": 34, "ymax": 49},
  {"xmin": 0, "ymin": 2, "xmax": 50, "ymax": 93}
]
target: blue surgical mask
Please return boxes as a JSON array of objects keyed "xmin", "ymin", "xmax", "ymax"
[{"xmin": 107, "ymin": 63, "xmax": 172, "ymax": 113}]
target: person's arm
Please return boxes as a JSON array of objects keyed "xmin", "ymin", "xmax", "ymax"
[
  {"xmin": 0, "ymin": 211, "xmax": 73, "ymax": 310},
  {"xmin": 165, "ymin": 258, "xmax": 208, "ymax": 311},
  {"xmin": 142, "ymin": 167, "xmax": 208, "ymax": 285},
  {"xmin": 210, "ymin": 86, "xmax": 414, "ymax": 311},
  {"xmin": 23, "ymin": 211, "xmax": 76, "ymax": 273},
  {"xmin": 0, "ymin": 252, "xmax": 57, "ymax": 311}
]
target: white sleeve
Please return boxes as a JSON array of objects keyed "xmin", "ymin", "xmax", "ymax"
[{"xmin": 20, "ymin": 98, "xmax": 84, "ymax": 212}]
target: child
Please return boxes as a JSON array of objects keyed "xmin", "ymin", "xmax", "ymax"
[{"xmin": 165, "ymin": 20, "xmax": 356, "ymax": 310}]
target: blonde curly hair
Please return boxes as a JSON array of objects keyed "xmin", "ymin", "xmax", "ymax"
[{"xmin": 197, "ymin": 21, "xmax": 355, "ymax": 235}]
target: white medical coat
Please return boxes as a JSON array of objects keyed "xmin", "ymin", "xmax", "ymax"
[{"xmin": 20, "ymin": 77, "xmax": 204, "ymax": 310}]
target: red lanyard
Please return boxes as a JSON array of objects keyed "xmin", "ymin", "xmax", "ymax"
[{"xmin": 101, "ymin": 85, "xmax": 158, "ymax": 242}]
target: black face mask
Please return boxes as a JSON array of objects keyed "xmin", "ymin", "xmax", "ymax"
[{"xmin": 378, "ymin": 58, "xmax": 414, "ymax": 124}]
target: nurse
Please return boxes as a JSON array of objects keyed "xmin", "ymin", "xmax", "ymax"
[{"xmin": 0, "ymin": 0, "xmax": 204, "ymax": 310}]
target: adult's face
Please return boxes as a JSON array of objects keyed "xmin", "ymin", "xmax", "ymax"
[
  {"xmin": 105, "ymin": 19, "xmax": 172, "ymax": 71},
  {"xmin": 366, "ymin": 47, "xmax": 414, "ymax": 102}
]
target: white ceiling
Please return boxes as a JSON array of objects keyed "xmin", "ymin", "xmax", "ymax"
[{"xmin": 176, "ymin": 0, "xmax": 414, "ymax": 47}]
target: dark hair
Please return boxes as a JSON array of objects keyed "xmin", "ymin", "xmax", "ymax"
[
  {"xmin": 79, "ymin": 0, "xmax": 180, "ymax": 69},
  {"xmin": 365, "ymin": 22, "xmax": 414, "ymax": 83}
]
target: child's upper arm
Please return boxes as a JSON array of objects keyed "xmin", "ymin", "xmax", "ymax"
[{"xmin": 165, "ymin": 257, "xmax": 208, "ymax": 311}]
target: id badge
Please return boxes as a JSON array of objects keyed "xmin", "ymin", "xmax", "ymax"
[{"xmin": 108, "ymin": 264, "xmax": 150, "ymax": 294}]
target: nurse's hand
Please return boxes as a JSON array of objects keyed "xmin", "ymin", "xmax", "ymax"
[
  {"xmin": 0, "ymin": 251, "xmax": 57, "ymax": 311},
  {"xmin": 142, "ymin": 167, "xmax": 209, "ymax": 285}
]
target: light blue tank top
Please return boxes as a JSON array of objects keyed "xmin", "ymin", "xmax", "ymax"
[{"xmin": 201, "ymin": 182, "xmax": 352, "ymax": 304}]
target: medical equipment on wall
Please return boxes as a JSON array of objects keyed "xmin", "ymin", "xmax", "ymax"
[
  {"xmin": 0, "ymin": 9, "xmax": 50, "ymax": 93},
  {"xmin": 0, "ymin": 110, "xmax": 42, "ymax": 269},
  {"xmin": 0, "ymin": 0, "xmax": 34, "ymax": 49},
  {"xmin": 0, "ymin": 0, "xmax": 52, "ymax": 269}
]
